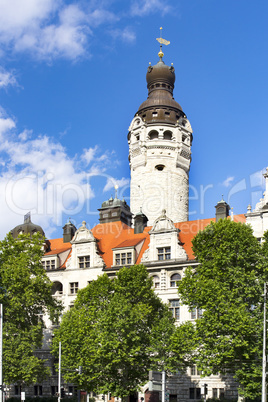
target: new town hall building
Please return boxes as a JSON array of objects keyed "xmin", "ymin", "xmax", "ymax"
[{"xmin": 9, "ymin": 45, "xmax": 268, "ymax": 402}]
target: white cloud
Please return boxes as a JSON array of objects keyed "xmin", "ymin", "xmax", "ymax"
[
  {"xmin": 0, "ymin": 108, "xmax": 119, "ymax": 239},
  {"xmin": 250, "ymin": 169, "xmax": 266, "ymax": 188},
  {"xmin": 88, "ymin": 8, "xmax": 118, "ymax": 27},
  {"xmin": 222, "ymin": 176, "xmax": 235, "ymax": 187},
  {"xmin": 130, "ymin": 0, "xmax": 171, "ymax": 16},
  {"xmin": 0, "ymin": 0, "xmax": 173, "ymax": 61},
  {"xmin": 0, "ymin": 1, "xmax": 91, "ymax": 61},
  {"xmin": 18, "ymin": 129, "xmax": 32, "ymax": 141},
  {"xmin": 82, "ymin": 146, "xmax": 98, "ymax": 165},
  {"xmin": 110, "ymin": 27, "xmax": 136, "ymax": 43},
  {"xmin": 103, "ymin": 177, "xmax": 130, "ymax": 192},
  {"xmin": 0, "ymin": 68, "xmax": 18, "ymax": 88}
]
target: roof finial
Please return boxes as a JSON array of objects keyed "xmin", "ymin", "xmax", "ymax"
[
  {"xmin": 114, "ymin": 184, "xmax": 118, "ymax": 199},
  {"xmin": 156, "ymin": 27, "xmax": 170, "ymax": 61}
]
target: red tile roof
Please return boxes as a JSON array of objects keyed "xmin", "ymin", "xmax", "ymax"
[
  {"xmin": 45, "ymin": 238, "xmax": 71, "ymax": 253},
  {"xmin": 113, "ymin": 238, "xmax": 146, "ymax": 249},
  {"xmin": 47, "ymin": 215, "xmax": 246, "ymax": 268}
]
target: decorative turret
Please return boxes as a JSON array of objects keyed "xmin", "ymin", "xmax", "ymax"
[
  {"xmin": 128, "ymin": 29, "xmax": 193, "ymax": 225},
  {"xmin": 10, "ymin": 212, "xmax": 45, "ymax": 238},
  {"xmin": 62, "ymin": 219, "xmax": 77, "ymax": 243},
  {"xmin": 98, "ymin": 187, "xmax": 132, "ymax": 226},
  {"xmin": 215, "ymin": 196, "xmax": 230, "ymax": 222},
  {"xmin": 134, "ymin": 208, "xmax": 148, "ymax": 234}
]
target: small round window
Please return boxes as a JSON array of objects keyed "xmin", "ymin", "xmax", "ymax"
[{"xmin": 155, "ymin": 164, "xmax": 165, "ymax": 171}]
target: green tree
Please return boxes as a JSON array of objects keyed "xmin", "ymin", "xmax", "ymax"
[
  {"xmin": 177, "ymin": 219, "xmax": 266, "ymax": 399},
  {"xmin": 0, "ymin": 232, "xmax": 61, "ymax": 385},
  {"xmin": 52, "ymin": 265, "xmax": 175, "ymax": 398}
]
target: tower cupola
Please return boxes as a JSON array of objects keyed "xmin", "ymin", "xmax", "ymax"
[
  {"xmin": 137, "ymin": 59, "xmax": 184, "ymax": 125},
  {"xmin": 215, "ymin": 196, "xmax": 230, "ymax": 222},
  {"xmin": 98, "ymin": 187, "xmax": 132, "ymax": 226}
]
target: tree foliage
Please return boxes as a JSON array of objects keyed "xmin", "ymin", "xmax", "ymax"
[
  {"xmin": 0, "ymin": 233, "xmax": 61, "ymax": 385},
  {"xmin": 52, "ymin": 265, "xmax": 175, "ymax": 397},
  {"xmin": 177, "ymin": 219, "xmax": 266, "ymax": 399}
]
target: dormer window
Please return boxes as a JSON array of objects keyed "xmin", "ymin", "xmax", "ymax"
[
  {"xmin": 78, "ymin": 256, "xmax": 90, "ymax": 268},
  {"xmin": 115, "ymin": 252, "xmax": 132, "ymax": 266},
  {"xmin": 42, "ymin": 259, "xmax": 56, "ymax": 270},
  {"xmin": 157, "ymin": 247, "xmax": 171, "ymax": 261}
]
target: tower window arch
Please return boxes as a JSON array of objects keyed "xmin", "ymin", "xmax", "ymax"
[
  {"xmin": 148, "ymin": 130, "xmax": 158, "ymax": 140},
  {"xmin": 164, "ymin": 130, "xmax": 172, "ymax": 140}
]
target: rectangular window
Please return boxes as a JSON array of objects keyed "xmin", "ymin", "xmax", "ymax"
[
  {"xmin": 43, "ymin": 260, "xmax": 56, "ymax": 270},
  {"xmin": 78, "ymin": 256, "xmax": 90, "ymax": 268},
  {"xmin": 196, "ymin": 388, "xmax": 201, "ymax": 399},
  {"xmin": 127, "ymin": 252, "xmax": 132, "ymax": 264},
  {"xmin": 70, "ymin": 282, "xmax": 79, "ymax": 294},
  {"xmin": 169, "ymin": 300, "xmax": 180, "ymax": 320},
  {"xmin": 189, "ymin": 388, "xmax": 195, "ymax": 399},
  {"xmin": 121, "ymin": 253, "xmax": 126, "ymax": 265},
  {"xmin": 15, "ymin": 386, "xmax": 21, "ymax": 396},
  {"xmin": 51, "ymin": 386, "xmax": 58, "ymax": 396},
  {"xmin": 157, "ymin": 247, "xmax": 171, "ymax": 261},
  {"xmin": 115, "ymin": 251, "xmax": 132, "ymax": 266},
  {"xmin": 212, "ymin": 389, "xmax": 218, "ymax": 399},
  {"xmin": 190, "ymin": 366, "xmax": 196, "ymax": 376},
  {"xmin": 191, "ymin": 308, "xmax": 203, "ymax": 320},
  {"xmin": 190, "ymin": 366, "xmax": 201, "ymax": 376},
  {"xmin": 34, "ymin": 385, "xmax": 42, "ymax": 396},
  {"xmin": 219, "ymin": 389, "xmax": 225, "ymax": 399}
]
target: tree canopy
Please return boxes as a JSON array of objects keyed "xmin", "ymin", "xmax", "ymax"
[
  {"xmin": 52, "ymin": 265, "xmax": 175, "ymax": 397},
  {"xmin": 0, "ymin": 232, "xmax": 61, "ymax": 385},
  {"xmin": 177, "ymin": 219, "xmax": 267, "ymax": 399}
]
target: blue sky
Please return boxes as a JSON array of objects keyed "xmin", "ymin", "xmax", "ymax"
[{"xmin": 0, "ymin": 0, "xmax": 268, "ymax": 239}]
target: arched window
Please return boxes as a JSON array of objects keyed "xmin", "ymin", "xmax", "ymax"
[
  {"xmin": 52, "ymin": 281, "xmax": 63, "ymax": 296},
  {"xmin": 170, "ymin": 273, "xmax": 181, "ymax": 287},
  {"xmin": 152, "ymin": 275, "xmax": 160, "ymax": 289},
  {"xmin": 164, "ymin": 130, "xmax": 172, "ymax": 140},
  {"xmin": 148, "ymin": 130, "xmax": 158, "ymax": 140}
]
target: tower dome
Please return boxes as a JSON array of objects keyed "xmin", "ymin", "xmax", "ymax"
[
  {"xmin": 10, "ymin": 213, "xmax": 45, "ymax": 238},
  {"xmin": 136, "ymin": 59, "xmax": 185, "ymax": 125}
]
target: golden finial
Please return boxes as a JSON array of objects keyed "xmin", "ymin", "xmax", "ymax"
[{"xmin": 156, "ymin": 27, "xmax": 170, "ymax": 60}]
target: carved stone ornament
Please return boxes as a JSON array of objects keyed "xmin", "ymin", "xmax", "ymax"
[
  {"xmin": 150, "ymin": 210, "xmax": 177, "ymax": 233},
  {"xmin": 141, "ymin": 248, "xmax": 150, "ymax": 262},
  {"xmin": 71, "ymin": 221, "xmax": 95, "ymax": 243}
]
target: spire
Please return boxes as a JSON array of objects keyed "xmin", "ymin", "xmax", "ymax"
[{"xmin": 156, "ymin": 27, "xmax": 170, "ymax": 61}]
